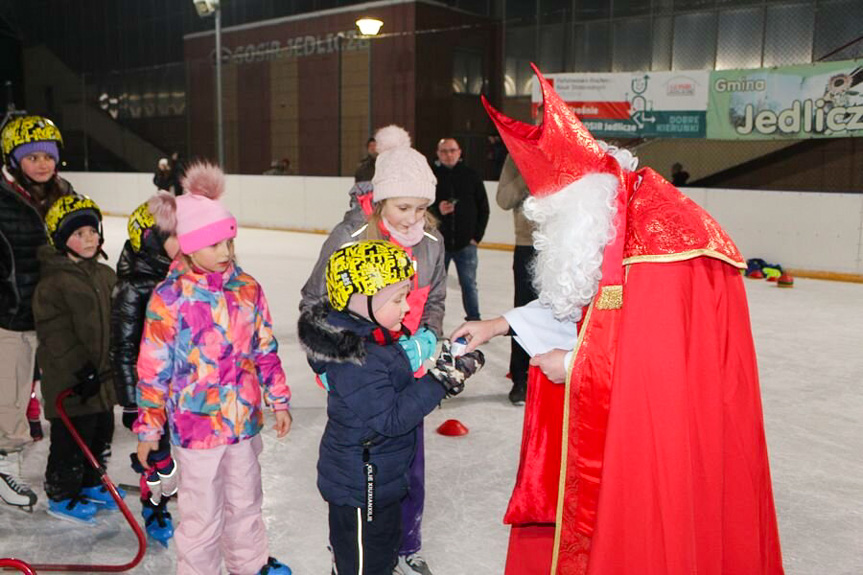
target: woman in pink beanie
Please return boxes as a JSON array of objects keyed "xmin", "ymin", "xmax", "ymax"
[
  {"xmin": 300, "ymin": 126, "xmax": 445, "ymax": 575},
  {"xmin": 134, "ymin": 162, "xmax": 294, "ymax": 575}
]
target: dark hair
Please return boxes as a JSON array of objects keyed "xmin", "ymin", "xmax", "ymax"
[{"xmin": 367, "ymin": 137, "xmax": 376, "ymax": 145}]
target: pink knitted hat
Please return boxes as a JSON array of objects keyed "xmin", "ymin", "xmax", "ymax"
[
  {"xmin": 148, "ymin": 162, "xmax": 237, "ymax": 254},
  {"xmin": 372, "ymin": 125, "xmax": 436, "ymax": 203}
]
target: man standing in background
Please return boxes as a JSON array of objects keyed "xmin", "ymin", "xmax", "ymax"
[
  {"xmin": 432, "ymin": 137, "xmax": 489, "ymax": 321},
  {"xmin": 496, "ymin": 154, "xmax": 536, "ymax": 406}
]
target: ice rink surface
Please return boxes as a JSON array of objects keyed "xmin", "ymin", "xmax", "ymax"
[{"xmin": 1, "ymin": 217, "xmax": 861, "ymax": 574}]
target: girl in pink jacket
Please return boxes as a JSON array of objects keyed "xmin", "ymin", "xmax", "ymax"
[{"xmin": 134, "ymin": 163, "xmax": 293, "ymax": 575}]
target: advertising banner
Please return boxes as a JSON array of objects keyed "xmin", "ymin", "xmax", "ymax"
[
  {"xmin": 531, "ymin": 71, "xmax": 710, "ymax": 139},
  {"xmin": 707, "ymin": 59, "xmax": 863, "ymax": 140}
]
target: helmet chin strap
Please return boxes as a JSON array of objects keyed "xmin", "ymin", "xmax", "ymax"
[{"xmin": 366, "ymin": 294, "xmax": 379, "ymax": 326}]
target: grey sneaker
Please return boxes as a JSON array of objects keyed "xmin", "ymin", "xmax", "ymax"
[{"xmin": 395, "ymin": 553, "xmax": 433, "ymax": 575}]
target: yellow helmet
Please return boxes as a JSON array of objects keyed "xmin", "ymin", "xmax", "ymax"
[
  {"xmin": 1, "ymin": 115, "xmax": 63, "ymax": 165},
  {"xmin": 44, "ymin": 195, "xmax": 104, "ymax": 252},
  {"xmin": 127, "ymin": 200, "xmax": 158, "ymax": 252},
  {"xmin": 326, "ymin": 240, "xmax": 415, "ymax": 311}
]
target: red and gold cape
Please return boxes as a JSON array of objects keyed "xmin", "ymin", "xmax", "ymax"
[{"xmin": 503, "ymin": 168, "xmax": 784, "ymax": 575}]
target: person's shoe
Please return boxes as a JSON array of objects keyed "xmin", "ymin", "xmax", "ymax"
[
  {"xmin": 142, "ymin": 502, "xmax": 174, "ymax": 547},
  {"xmin": 508, "ymin": 382, "xmax": 527, "ymax": 406},
  {"xmin": 0, "ymin": 451, "xmax": 37, "ymax": 512},
  {"xmin": 395, "ymin": 553, "xmax": 433, "ymax": 575},
  {"xmin": 47, "ymin": 496, "xmax": 98, "ymax": 524},
  {"xmin": 80, "ymin": 484, "xmax": 126, "ymax": 511},
  {"xmin": 257, "ymin": 556, "xmax": 292, "ymax": 574}
]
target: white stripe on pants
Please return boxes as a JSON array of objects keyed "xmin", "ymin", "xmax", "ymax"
[{"xmin": 174, "ymin": 434, "xmax": 268, "ymax": 575}]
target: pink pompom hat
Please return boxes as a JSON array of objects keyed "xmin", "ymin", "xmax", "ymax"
[{"xmin": 148, "ymin": 162, "xmax": 237, "ymax": 254}]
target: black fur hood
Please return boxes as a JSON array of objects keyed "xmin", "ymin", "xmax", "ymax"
[{"xmin": 297, "ymin": 301, "xmax": 369, "ymax": 369}]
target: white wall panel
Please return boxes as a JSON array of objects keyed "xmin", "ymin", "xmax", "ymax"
[{"xmin": 64, "ymin": 172, "xmax": 863, "ymax": 276}]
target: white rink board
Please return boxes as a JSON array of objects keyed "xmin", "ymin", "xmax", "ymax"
[{"xmin": 65, "ymin": 171, "xmax": 863, "ymax": 275}]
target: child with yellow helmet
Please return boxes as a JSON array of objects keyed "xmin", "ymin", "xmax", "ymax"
[
  {"xmin": 109, "ymin": 193, "xmax": 180, "ymax": 546},
  {"xmin": 32, "ymin": 194, "xmax": 119, "ymax": 523},
  {"xmin": 298, "ymin": 239, "xmax": 484, "ymax": 575},
  {"xmin": 0, "ymin": 114, "xmax": 74, "ymax": 512}
]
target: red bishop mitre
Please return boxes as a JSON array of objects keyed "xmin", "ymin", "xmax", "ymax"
[
  {"xmin": 481, "ymin": 63, "xmax": 623, "ymax": 197},
  {"xmin": 482, "ymin": 63, "xmax": 745, "ymax": 268}
]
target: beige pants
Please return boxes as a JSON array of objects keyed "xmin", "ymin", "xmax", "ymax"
[{"xmin": 0, "ymin": 327, "xmax": 37, "ymax": 453}]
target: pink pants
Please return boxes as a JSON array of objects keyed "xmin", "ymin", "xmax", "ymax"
[{"xmin": 174, "ymin": 435, "xmax": 268, "ymax": 575}]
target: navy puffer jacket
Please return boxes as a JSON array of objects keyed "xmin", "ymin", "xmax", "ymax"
[{"xmin": 298, "ymin": 303, "xmax": 446, "ymax": 508}]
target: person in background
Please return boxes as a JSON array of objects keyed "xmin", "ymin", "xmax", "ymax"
[
  {"xmin": 34, "ymin": 195, "xmax": 119, "ymax": 523},
  {"xmin": 495, "ymin": 154, "xmax": 537, "ymax": 406},
  {"xmin": 354, "ymin": 137, "xmax": 377, "ymax": 183},
  {"xmin": 432, "ymin": 137, "xmax": 489, "ymax": 321},
  {"xmin": 671, "ymin": 162, "xmax": 690, "ymax": 187},
  {"xmin": 0, "ymin": 114, "xmax": 73, "ymax": 511},
  {"xmin": 153, "ymin": 158, "xmax": 174, "ymax": 193},
  {"xmin": 110, "ymin": 196, "xmax": 180, "ymax": 546},
  {"xmin": 263, "ymin": 158, "xmax": 290, "ymax": 175}
]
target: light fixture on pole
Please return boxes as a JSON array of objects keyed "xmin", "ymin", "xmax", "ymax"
[
  {"xmin": 355, "ymin": 18, "xmax": 383, "ymax": 139},
  {"xmin": 193, "ymin": 0, "xmax": 225, "ymax": 168}
]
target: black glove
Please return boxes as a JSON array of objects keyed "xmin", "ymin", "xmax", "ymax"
[
  {"xmin": 122, "ymin": 406, "xmax": 138, "ymax": 430},
  {"xmin": 73, "ymin": 362, "xmax": 101, "ymax": 402},
  {"xmin": 428, "ymin": 340, "xmax": 485, "ymax": 397}
]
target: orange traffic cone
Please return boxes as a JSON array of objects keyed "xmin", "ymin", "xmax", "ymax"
[
  {"xmin": 437, "ymin": 419, "xmax": 469, "ymax": 436},
  {"xmin": 777, "ymin": 273, "xmax": 794, "ymax": 287}
]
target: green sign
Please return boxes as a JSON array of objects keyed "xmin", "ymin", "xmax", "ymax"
[{"xmin": 707, "ymin": 60, "xmax": 863, "ymax": 140}]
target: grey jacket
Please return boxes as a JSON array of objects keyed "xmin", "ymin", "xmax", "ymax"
[
  {"xmin": 300, "ymin": 206, "xmax": 446, "ymax": 337},
  {"xmin": 496, "ymin": 155, "xmax": 535, "ymax": 247}
]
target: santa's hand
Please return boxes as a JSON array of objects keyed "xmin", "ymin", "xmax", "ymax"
[
  {"xmin": 450, "ymin": 316, "xmax": 509, "ymax": 353},
  {"xmin": 529, "ymin": 349, "xmax": 569, "ymax": 384}
]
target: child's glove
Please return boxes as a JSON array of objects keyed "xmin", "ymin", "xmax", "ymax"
[
  {"xmin": 398, "ymin": 327, "xmax": 438, "ymax": 372},
  {"xmin": 428, "ymin": 340, "xmax": 485, "ymax": 397},
  {"xmin": 73, "ymin": 362, "xmax": 101, "ymax": 402},
  {"xmin": 130, "ymin": 447, "xmax": 178, "ymax": 505}
]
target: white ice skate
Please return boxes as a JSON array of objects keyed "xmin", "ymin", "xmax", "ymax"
[{"xmin": 0, "ymin": 451, "xmax": 37, "ymax": 512}]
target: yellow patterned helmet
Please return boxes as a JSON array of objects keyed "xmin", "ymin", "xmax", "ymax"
[
  {"xmin": 127, "ymin": 200, "xmax": 158, "ymax": 252},
  {"xmin": 326, "ymin": 240, "xmax": 415, "ymax": 311},
  {"xmin": 1, "ymin": 115, "xmax": 63, "ymax": 166},
  {"xmin": 44, "ymin": 194, "xmax": 104, "ymax": 253}
]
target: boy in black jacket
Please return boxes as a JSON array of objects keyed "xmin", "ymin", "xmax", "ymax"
[
  {"xmin": 298, "ymin": 240, "xmax": 484, "ymax": 575},
  {"xmin": 109, "ymin": 195, "xmax": 179, "ymax": 545}
]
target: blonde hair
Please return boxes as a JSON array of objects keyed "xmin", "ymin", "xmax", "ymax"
[
  {"xmin": 365, "ymin": 200, "xmax": 438, "ymax": 241},
  {"xmin": 181, "ymin": 239, "xmax": 237, "ymax": 269}
]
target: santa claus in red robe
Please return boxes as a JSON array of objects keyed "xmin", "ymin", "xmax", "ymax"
[{"xmin": 453, "ymin": 65, "xmax": 784, "ymax": 575}]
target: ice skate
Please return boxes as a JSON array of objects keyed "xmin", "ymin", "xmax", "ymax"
[
  {"xmin": 0, "ymin": 451, "xmax": 37, "ymax": 512},
  {"xmin": 80, "ymin": 484, "xmax": 126, "ymax": 511},
  {"xmin": 395, "ymin": 553, "xmax": 433, "ymax": 575},
  {"xmin": 257, "ymin": 556, "xmax": 292, "ymax": 574},
  {"xmin": 46, "ymin": 496, "xmax": 98, "ymax": 524},
  {"xmin": 142, "ymin": 501, "xmax": 174, "ymax": 548},
  {"xmin": 508, "ymin": 381, "xmax": 526, "ymax": 406}
]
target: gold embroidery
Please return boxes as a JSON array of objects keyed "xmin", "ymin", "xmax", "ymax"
[
  {"xmin": 595, "ymin": 285, "xmax": 623, "ymax": 310},
  {"xmin": 551, "ymin": 301, "xmax": 596, "ymax": 574},
  {"xmin": 623, "ymin": 248, "xmax": 746, "ymax": 269}
]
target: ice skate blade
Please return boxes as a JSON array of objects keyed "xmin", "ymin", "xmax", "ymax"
[
  {"xmin": 46, "ymin": 508, "xmax": 97, "ymax": 525},
  {"xmin": 0, "ymin": 501, "xmax": 34, "ymax": 513}
]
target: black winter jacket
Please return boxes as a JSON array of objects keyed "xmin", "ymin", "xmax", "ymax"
[
  {"xmin": 0, "ymin": 178, "xmax": 49, "ymax": 331},
  {"xmin": 432, "ymin": 161, "xmax": 490, "ymax": 251},
  {"xmin": 110, "ymin": 238, "xmax": 172, "ymax": 407},
  {"xmin": 298, "ymin": 303, "xmax": 447, "ymax": 508}
]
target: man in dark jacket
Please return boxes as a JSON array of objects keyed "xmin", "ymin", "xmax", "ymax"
[{"xmin": 432, "ymin": 137, "xmax": 489, "ymax": 321}]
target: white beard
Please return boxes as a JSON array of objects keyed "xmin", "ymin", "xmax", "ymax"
[{"xmin": 523, "ymin": 173, "xmax": 620, "ymax": 323}]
